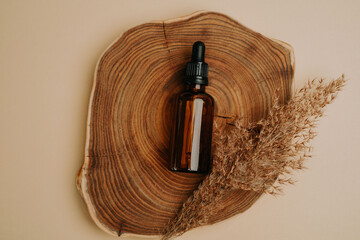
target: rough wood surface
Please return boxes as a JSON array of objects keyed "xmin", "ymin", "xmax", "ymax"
[{"xmin": 77, "ymin": 11, "xmax": 294, "ymax": 237}]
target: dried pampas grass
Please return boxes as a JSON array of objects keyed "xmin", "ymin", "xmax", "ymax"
[{"xmin": 162, "ymin": 75, "xmax": 346, "ymax": 239}]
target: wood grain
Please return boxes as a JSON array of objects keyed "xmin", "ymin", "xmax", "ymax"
[{"xmin": 77, "ymin": 11, "xmax": 294, "ymax": 237}]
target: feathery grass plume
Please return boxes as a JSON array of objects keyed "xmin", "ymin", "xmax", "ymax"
[{"xmin": 162, "ymin": 76, "xmax": 345, "ymax": 239}]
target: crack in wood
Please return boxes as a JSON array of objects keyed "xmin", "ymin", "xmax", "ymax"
[
  {"xmin": 162, "ymin": 21, "xmax": 170, "ymax": 54},
  {"xmin": 118, "ymin": 223, "xmax": 123, "ymax": 237}
]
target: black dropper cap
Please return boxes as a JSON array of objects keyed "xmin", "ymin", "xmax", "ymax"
[{"xmin": 185, "ymin": 41, "xmax": 209, "ymax": 85}]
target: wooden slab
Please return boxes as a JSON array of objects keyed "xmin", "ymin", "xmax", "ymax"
[{"xmin": 77, "ymin": 11, "xmax": 294, "ymax": 237}]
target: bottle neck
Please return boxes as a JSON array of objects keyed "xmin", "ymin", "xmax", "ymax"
[{"xmin": 187, "ymin": 84, "xmax": 206, "ymax": 92}]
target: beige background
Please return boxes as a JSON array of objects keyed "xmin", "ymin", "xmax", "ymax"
[{"xmin": 1, "ymin": 0, "xmax": 359, "ymax": 239}]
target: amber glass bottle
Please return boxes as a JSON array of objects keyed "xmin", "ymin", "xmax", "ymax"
[{"xmin": 170, "ymin": 41, "xmax": 214, "ymax": 173}]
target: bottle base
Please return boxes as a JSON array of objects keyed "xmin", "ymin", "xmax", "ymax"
[{"xmin": 169, "ymin": 167, "xmax": 208, "ymax": 174}]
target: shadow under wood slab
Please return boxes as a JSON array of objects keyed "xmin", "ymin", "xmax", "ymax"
[{"xmin": 76, "ymin": 11, "xmax": 294, "ymax": 237}]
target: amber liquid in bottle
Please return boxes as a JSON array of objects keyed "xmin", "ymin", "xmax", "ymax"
[{"xmin": 170, "ymin": 41, "xmax": 214, "ymax": 173}]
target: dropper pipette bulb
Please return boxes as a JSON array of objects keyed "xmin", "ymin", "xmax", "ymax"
[{"xmin": 191, "ymin": 41, "xmax": 205, "ymax": 62}]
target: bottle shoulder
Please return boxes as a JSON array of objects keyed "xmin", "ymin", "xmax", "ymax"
[{"xmin": 178, "ymin": 90, "xmax": 214, "ymax": 104}]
